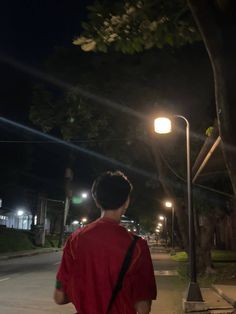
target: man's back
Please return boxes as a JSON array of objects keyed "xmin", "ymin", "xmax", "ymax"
[
  {"xmin": 55, "ymin": 171, "xmax": 157, "ymax": 314},
  {"xmin": 57, "ymin": 217, "xmax": 156, "ymax": 314}
]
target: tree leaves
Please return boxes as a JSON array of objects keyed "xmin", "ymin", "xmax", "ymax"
[{"xmin": 73, "ymin": 0, "xmax": 201, "ymax": 54}]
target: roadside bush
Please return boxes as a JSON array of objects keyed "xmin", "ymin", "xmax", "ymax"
[{"xmin": 0, "ymin": 228, "xmax": 35, "ymax": 252}]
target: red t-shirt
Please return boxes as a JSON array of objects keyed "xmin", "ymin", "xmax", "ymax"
[{"xmin": 56, "ymin": 217, "xmax": 157, "ymax": 314}]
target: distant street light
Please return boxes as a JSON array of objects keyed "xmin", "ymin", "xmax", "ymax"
[
  {"xmin": 81, "ymin": 192, "xmax": 88, "ymax": 199},
  {"xmin": 154, "ymin": 115, "xmax": 203, "ymax": 302},
  {"xmin": 72, "ymin": 191, "xmax": 89, "ymax": 205},
  {"xmin": 81, "ymin": 217, "xmax": 88, "ymax": 223},
  {"xmin": 158, "ymin": 215, "xmax": 167, "ymax": 245},
  {"xmin": 17, "ymin": 209, "xmax": 24, "ymax": 216},
  {"xmin": 72, "ymin": 220, "xmax": 79, "ymax": 225},
  {"xmin": 164, "ymin": 201, "xmax": 175, "ymax": 254},
  {"xmin": 16, "ymin": 209, "xmax": 25, "ymax": 229},
  {"xmin": 165, "ymin": 201, "xmax": 172, "ymax": 208}
]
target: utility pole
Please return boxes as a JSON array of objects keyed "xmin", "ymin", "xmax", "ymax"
[
  {"xmin": 35, "ymin": 195, "xmax": 47, "ymax": 246},
  {"xmin": 58, "ymin": 167, "xmax": 73, "ymax": 248}
]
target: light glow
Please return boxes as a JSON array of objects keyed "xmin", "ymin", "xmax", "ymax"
[
  {"xmin": 165, "ymin": 201, "xmax": 172, "ymax": 208},
  {"xmin": 81, "ymin": 193, "xmax": 88, "ymax": 199},
  {"xmin": 17, "ymin": 210, "xmax": 24, "ymax": 216},
  {"xmin": 154, "ymin": 117, "xmax": 172, "ymax": 134}
]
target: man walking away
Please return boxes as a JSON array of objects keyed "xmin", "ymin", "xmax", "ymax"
[{"xmin": 54, "ymin": 170, "xmax": 157, "ymax": 314}]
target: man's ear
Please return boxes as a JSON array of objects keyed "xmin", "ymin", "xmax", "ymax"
[
  {"xmin": 124, "ymin": 196, "xmax": 130, "ymax": 210},
  {"xmin": 94, "ymin": 199, "xmax": 101, "ymax": 209}
]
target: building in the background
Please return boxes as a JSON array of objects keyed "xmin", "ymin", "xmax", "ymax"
[{"xmin": 0, "ymin": 208, "xmax": 32, "ymax": 230}]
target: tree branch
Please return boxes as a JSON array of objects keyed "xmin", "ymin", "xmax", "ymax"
[{"xmin": 187, "ymin": 0, "xmax": 224, "ymax": 61}]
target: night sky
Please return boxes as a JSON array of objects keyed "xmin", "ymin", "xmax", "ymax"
[
  {"xmin": 0, "ymin": 1, "xmax": 216, "ymax": 215},
  {"xmin": 0, "ymin": 1, "xmax": 95, "ymax": 209},
  {"xmin": 0, "ymin": 0, "xmax": 92, "ymax": 118}
]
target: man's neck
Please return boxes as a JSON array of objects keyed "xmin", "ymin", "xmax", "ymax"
[{"xmin": 101, "ymin": 208, "xmax": 124, "ymax": 222}]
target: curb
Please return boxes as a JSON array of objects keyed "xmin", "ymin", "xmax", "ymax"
[
  {"xmin": 212, "ymin": 285, "xmax": 236, "ymax": 308},
  {"xmin": 0, "ymin": 248, "xmax": 62, "ymax": 261}
]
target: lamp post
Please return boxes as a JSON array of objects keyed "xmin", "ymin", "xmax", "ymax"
[
  {"xmin": 17, "ymin": 209, "xmax": 24, "ymax": 229},
  {"xmin": 158, "ymin": 215, "xmax": 167, "ymax": 246},
  {"xmin": 164, "ymin": 201, "xmax": 175, "ymax": 254},
  {"xmin": 154, "ymin": 115, "xmax": 203, "ymax": 302}
]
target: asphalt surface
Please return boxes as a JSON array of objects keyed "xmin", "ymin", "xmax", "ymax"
[
  {"xmin": 0, "ymin": 251, "xmax": 75, "ymax": 314},
  {"xmin": 0, "ymin": 248, "xmax": 185, "ymax": 313}
]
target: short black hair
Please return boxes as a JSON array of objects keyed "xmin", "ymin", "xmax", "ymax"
[{"xmin": 91, "ymin": 171, "xmax": 133, "ymax": 210}]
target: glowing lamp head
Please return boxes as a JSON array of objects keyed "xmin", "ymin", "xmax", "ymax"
[
  {"xmin": 165, "ymin": 201, "xmax": 172, "ymax": 208},
  {"xmin": 17, "ymin": 210, "xmax": 24, "ymax": 216},
  {"xmin": 154, "ymin": 117, "xmax": 172, "ymax": 134},
  {"xmin": 72, "ymin": 220, "xmax": 79, "ymax": 225},
  {"xmin": 81, "ymin": 192, "xmax": 88, "ymax": 199}
]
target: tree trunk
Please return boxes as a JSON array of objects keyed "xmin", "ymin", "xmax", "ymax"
[
  {"xmin": 174, "ymin": 202, "xmax": 189, "ymax": 250},
  {"xmin": 196, "ymin": 214, "xmax": 216, "ymax": 274},
  {"xmin": 188, "ymin": 0, "xmax": 236, "ymax": 195}
]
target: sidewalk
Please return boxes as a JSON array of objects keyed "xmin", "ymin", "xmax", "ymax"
[
  {"xmin": 149, "ymin": 246, "xmax": 236, "ymax": 314},
  {"xmin": 150, "ymin": 246, "xmax": 186, "ymax": 314}
]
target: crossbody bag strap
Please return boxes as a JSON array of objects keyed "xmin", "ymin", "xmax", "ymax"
[{"xmin": 106, "ymin": 235, "xmax": 139, "ymax": 314}]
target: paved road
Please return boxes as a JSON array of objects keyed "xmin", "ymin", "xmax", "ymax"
[
  {"xmin": 0, "ymin": 248, "xmax": 186, "ymax": 313},
  {"xmin": 0, "ymin": 252, "xmax": 75, "ymax": 314}
]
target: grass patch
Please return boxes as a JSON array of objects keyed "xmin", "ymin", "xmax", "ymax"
[
  {"xmin": 0, "ymin": 228, "xmax": 60, "ymax": 253},
  {"xmin": 172, "ymin": 251, "xmax": 188, "ymax": 262},
  {"xmin": 177, "ymin": 262, "xmax": 236, "ymax": 287},
  {"xmin": 174, "ymin": 250, "xmax": 236, "ymax": 287},
  {"xmin": 0, "ymin": 228, "xmax": 35, "ymax": 252},
  {"xmin": 212, "ymin": 250, "xmax": 236, "ymax": 261},
  {"xmin": 45, "ymin": 234, "xmax": 59, "ymax": 248},
  {"xmin": 172, "ymin": 250, "xmax": 236, "ymax": 262}
]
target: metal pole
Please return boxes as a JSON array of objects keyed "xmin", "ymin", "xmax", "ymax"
[
  {"xmin": 185, "ymin": 118, "xmax": 203, "ymax": 302},
  {"xmin": 58, "ymin": 167, "xmax": 73, "ymax": 248},
  {"xmin": 172, "ymin": 206, "xmax": 174, "ymax": 250},
  {"xmin": 165, "ymin": 217, "xmax": 168, "ymax": 247}
]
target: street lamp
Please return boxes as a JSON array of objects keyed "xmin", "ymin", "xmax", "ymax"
[
  {"xmin": 158, "ymin": 215, "xmax": 168, "ymax": 246},
  {"xmin": 164, "ymin": 201, "xmax": 175, "ymax": 254},
  {"xmin": 16, "ymin": 209, "xmax": 25, "ymax": 229},
  {"xmin": 154, "ymin": 115, "xmax": 203, "ymax": 302},
  {"xmin": 165, "ymin": 201, "xmax": 172, "ymax": 208},
  {"xmin": 81, "ymin": 192, "xmax": 88, "ymax": 199},
  {"xmin": 17, "ymin": 209, "xmax": 24, "ymax": 216}
]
